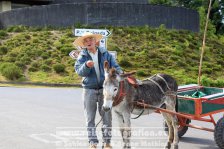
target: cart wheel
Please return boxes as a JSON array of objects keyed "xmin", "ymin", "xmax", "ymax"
[
  {"xmin": 164, "ymin": 118, "xmax": 191, "ymax": 138},
  {"xmin": 214, "ymin": 117, "xmax": 224, "ymax": 149}
]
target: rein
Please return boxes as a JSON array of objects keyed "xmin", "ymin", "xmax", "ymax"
[{"xmin": 131, "ymin": 100, "xmax": 146, "ymax": 119}]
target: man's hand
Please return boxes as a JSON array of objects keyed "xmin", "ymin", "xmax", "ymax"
[{"xmin": 86, "ymin": 60, "xmax": 94, "ymax": 68}]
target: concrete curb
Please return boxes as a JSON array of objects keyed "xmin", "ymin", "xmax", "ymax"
[{"xmin": 0, "ymin": 81, "xmax": 82, "ymax": 88}]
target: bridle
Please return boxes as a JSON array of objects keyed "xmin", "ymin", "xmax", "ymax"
[
  {"xmin": 112, "ymin": 80, "xmax": 126, "ymax": 107},
  {"xmin": 111, "ymin": 74, "xmax": 138, "ymax": 107}
]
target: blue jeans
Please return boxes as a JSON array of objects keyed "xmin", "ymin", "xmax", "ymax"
[{"xmin": 83, "ymin": 88, "xmax": 112, "ymax": 145}]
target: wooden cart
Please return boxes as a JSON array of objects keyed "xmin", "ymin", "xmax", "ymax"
[
  {"xmin": 136, "ymin": 84, "xmax": 224, "ymax": 149},
  {"xmin": 174, "ymin": 84, "xmax": 224, "ymax": 149}
]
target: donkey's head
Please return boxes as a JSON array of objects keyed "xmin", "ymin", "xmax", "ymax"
[
  {"xmin": 102, "ymin": 61, "xmax": 120, "ymax": 112},
  {"xmin": 102, "ymin": 61, "xmax": 135, "ymax": 112}
]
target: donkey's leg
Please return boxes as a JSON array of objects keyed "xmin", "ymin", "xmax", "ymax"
[
  {"xmin": 171, "ymin": 115, "xmax": 179, "ymax": 149},
  {"xmin": 114, "ymin": 111, "xmax": 126, "ymax": 146},
  {"xmin": 165, "ymin": 94, "xmax": 179, "ymax": 149},
  {"xmin": 122, "ymin": 112, "xmax": 131, "ymax": 149},
  {"xmin": 161, "ymin": 112, "xmax": 173, "ymax": 149}
]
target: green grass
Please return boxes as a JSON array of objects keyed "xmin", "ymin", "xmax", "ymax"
[
  {"xmin": 28, "ymin": 71, "xmax": 81, "ymax": 84},
  {"xmin": 0, "ymin": 25, "xmax": 223, "ymax": 87}
]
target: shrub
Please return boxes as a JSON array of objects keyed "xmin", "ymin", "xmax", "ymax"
[
  {"xmin": 15, "ymin": 61, "xmax": 26, "ymax": 70},
  {"xmin": 201, "ymin": 76, "xmax": 212, "ymax": 87},
  {"xmin": 183, "ymin": 78, "xmax": 197, "ymax": 85},
  {"xmin": 24, "ymin": 35, "xmax": 31, "ymax": 40},
  {"xmin": 202, "ymin": 67, "xmax": 213, "ymax": 75},
  {"xmin": 0, "ymin": 30, "xmax": 8, "ymax": 39},
  {"xmin": 110, "ymin": 45, "xmax": 122, "ymax": 52},
  {"xmin": 53, "ymin": 63, "xmax": 65, "ymax": 73},
  {"xmin": 0, "ymin": 63, "xmax": 22, "ymax": 80},
  {"xmin": 127, "ymin": 52, "xmax": 135, "ymax": 56},
  {"xmin": 176, "ymin": 60, "xmax": 186, "ymax": 67},
  {"xmin": 170, "ymin": 55, "xmax": 180, "ymax": 61},
  {"xmin": 136, "ymin": 70, "xmax": 147, "ymax": 77},
  {"xmin": 2, "ymin": 56, "xmax": 16, "ymax": 62},
  {"xmin": 215, "ymin": 79, "xmax": 224, "ymax": 88},
  {"xmin": 41, "ymin": 53, "xmax": 50, "ymax": 59},
  {"xmin": 43, "ymin": 59, "xmax": 53, "ymax": 65},
  {"xmin": 119, "ymin": 58, "xmax": 132, "ymax": 67},
  {"xmin": 51, "ymin": 52, "xmax": 60, "ymax": 59},
  {"xmin": 9, "ymin": 51, "xmax": 19, "ymax": 57},
  {"xmin": 31, "ymin": 61, "xmax": 40, "ymax": 68},
  {"xmin": 68, "ymin": 59, "xmax": 75, "ymax": 66},
  {"xmin": 32, "ymin": 38, "xmax": 39, "ymax": 43},
  {"xmin": 0, "ymin": 46, "xmax": 8, "ymax": 55},
  {"xmin": 65, "ymin": 32, "xmax": 74, "ymax": 37},
  {"xmin": 0, "ymin": 62, "xmax": 9, "ymax": 70},
  {"xmin": 35, "ymin": 50, "xmax": 43, "ymax": 56},
  {"xmin": 28, "ymin": 67, "xmax": 38, "ymax": 72},
  {"xmin": 40, "ymin": 64, "xmax": 51, "ymax": 72},
  {"xmin": 6, "ymin": 26, "xmax": 27, "ymax": 32},
  {"xmin": 60, "ymin": 46, "xmax": 74, "ymax": 56},
  {"xmin": 20, "ymin": 56, "xmax": 31, "ymax": 65}
]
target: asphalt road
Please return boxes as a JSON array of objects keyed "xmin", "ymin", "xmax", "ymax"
[{"xmin": 0, "ymin": 86, "xmax": 222, "ymax": 149}]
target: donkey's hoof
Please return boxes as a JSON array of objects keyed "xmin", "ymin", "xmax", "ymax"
[
  {"xmin": 123, "ymin": 144, "xmax": 131, "ymax": 149},
  {"xmin": 173, "ymin": 145, "xmax": 178, "ymax": 149},
  {"xmin": 123, "ymin": 147, "xmax": 131, "ymax": 149},
  {"xmin": 164, "ymin": 142, "xmax": 171, "ymax": 149}
]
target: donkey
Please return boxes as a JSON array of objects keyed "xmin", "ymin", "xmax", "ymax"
[{"xmin": 102, "ymin": 61, "xmax": 179, "ymax": 149}]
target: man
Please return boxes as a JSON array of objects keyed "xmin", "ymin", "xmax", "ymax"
[{"xmin": 74, "ymin": 32, "xmax": 122, "ymax": 149}]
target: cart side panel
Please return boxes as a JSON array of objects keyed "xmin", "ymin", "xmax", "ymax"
[
  {"xmin": 202, "ymin": 103, "xmax": 224, "ymax": 114},
  {"xmin": 177, "ymin": 98, "xmax": 195, "ymax": 115},
  {"xmin": 202, "ymin": 97, "xmax": 224, "ymax": 114},
  {"xmin": 177, "ymin": 85, "xmax": 224, "ymax": 116}
]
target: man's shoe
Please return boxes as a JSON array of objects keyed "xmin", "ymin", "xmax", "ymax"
[
  {"xmin": 89, "ymin": 144, "xmax": 97, "ymax": 149},
  {"xmin": 104, "ymin": 143, "xmax": 112, "ymax": 149}
]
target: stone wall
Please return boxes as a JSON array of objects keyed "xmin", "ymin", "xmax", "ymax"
[
  {"xmin": 51, "ymin": 0, "xmax": 148, "ymax": 4},
  {"xmin": 0, "ymin": 3, "xmax": 199, "ymax": 32}
]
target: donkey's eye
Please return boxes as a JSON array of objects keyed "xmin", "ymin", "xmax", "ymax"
[{"xmin": 114, "ymin": 88, "xmax": 118, "ymax": 92}]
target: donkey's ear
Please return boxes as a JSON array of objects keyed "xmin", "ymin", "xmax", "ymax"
[
  {"xmin": 120, "ymin": 71, "xmax": 136, "ymax": 78},
  {"xmin": 104, "ymin": 61, "xmax": 109, "ymax": 73}
]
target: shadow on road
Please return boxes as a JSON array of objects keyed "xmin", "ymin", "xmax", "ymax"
[{"xmin": 181, "ymin": 137, "xmax": 218, "ymax": 149}]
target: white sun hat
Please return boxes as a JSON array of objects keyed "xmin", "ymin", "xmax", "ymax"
[{"xmin": 73, "ymin": 32, "xmax": 103, "ymax": 48}]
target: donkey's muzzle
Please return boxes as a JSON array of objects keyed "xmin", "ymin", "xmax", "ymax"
[{"xmin": 102, "ymin": 106, "xmax": 111, "ymax": 112}]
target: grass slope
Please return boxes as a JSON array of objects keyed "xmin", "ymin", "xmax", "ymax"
[{"xmin": 0, "ymin": 25, "xmax": 223, "ymax": 87}]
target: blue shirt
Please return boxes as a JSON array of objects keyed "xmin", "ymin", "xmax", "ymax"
[{"xmin": 75, "ymin": 47, "xmax": 122, "ymax": 89}]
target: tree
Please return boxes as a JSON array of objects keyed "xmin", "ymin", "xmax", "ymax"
[
  {"xmin": 149, "ymin": 0, "xmax": 224, "ymax": 34},
  {"xmin": 150, "ymin": 0, "xmax": 173, "ymax": 5},
  {"xmin": 210, "ymin": 0, "xmax": 224, "ymax": 34},
  {"xmin": 176, "ymin": 0, "xmax": 224, "ymax": 34}
]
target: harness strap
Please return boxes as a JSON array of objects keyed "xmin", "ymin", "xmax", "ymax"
[
  {"xmin": 144, "ymin": 74, "xmax": 172, "ymax": 94},
  {"xmin": 156, "ymin": 74, "xmax": 171, "ymax": 90},
  {"xmin": 148, "ymin": 78, "xmax": 165, "ymax": 94}
]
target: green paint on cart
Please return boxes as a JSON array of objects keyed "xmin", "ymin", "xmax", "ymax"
[{"xmin": 177, "ymin": 85, "xmax": 224, "ymax": 115}]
